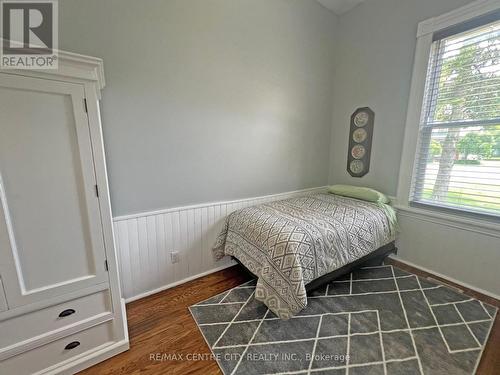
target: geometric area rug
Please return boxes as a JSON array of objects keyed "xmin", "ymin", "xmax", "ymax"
[{"xmin": 189, "ymin": 265, "xmax": 497, "ymax": 375}]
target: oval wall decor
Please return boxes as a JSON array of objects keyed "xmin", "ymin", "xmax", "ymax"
[{"xmin": 347, "ymin": 107, "xmax": 374, "ymax": 177}]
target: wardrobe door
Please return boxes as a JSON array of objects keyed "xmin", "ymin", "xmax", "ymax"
[{"xmin": 0, "ymin": 74, "xmax": 108, "ymax": 308}]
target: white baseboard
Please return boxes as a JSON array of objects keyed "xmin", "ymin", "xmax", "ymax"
[
  {"xmin": 389, "ymin": 255, "xmax": 500, "ymax": 301},
  {"xmin": 124, "ymin": 261, "xmax": 237, "ymax": 303},
  {"xmin": 127, "ymin": 253, "xmax": 500, "ymax": 305}
]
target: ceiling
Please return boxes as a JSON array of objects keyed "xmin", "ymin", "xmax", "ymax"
[{"xmin": 316, "ymin": 0, "xmax": 366, "ymax": 15}]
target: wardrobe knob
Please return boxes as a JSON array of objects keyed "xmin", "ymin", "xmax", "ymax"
[
  {"xmin": 64, "ymin": 341, "xmax": 81, "ymax": 350},
  {"xmin": 58, "ymin": 309, "xmax": 76, "ymax": 318}
]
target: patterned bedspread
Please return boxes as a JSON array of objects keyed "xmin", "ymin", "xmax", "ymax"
[{"xmin": 212, "ymin": 193, "xmax": 396, "ymax": 319}]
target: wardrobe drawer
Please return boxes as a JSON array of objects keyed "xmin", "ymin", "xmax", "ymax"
[
  {"xmin": 0, "ymin": 321, "xmax": 114, "ymax": 375},
  {"xmin": 0, "ymin": 290, "xmax": 111, "ymax": 351}
]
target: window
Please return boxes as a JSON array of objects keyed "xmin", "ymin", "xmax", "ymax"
[{"xmin": 410, "ymin": 16, "xmax": 500, "ymax": 217}]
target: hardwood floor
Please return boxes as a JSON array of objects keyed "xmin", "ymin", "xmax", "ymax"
[
  {"xmin": 79, "ymin": 266, "xmax": 251, "ymax": 375},
  {"xmin": 79, "ymin": 262, "xmax": 499, "ymax": 375}
]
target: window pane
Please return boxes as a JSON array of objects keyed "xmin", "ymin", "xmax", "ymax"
[
  {"xmin": 425, "ymin": 21, "xmax": 500, "ymax": 125},
  {"xmin": 413, "ymin": 125, "xmax": 500, "ymax": 214},
  {"xmin": 411, "ymin": 18, "xmax": 500, "ymax": 217}
]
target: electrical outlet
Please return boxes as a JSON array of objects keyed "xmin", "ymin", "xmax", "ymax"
[{"xmin": 171, "ymin": 251, "xmax": 180, "ymax": 264}]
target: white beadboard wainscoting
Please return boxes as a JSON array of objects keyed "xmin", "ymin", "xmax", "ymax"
[
  {"xmin": 113, "ymin": 187, "xmax": 327, "ymax": 302},
  {"xmin": 393, "ymin": 206, "xmax": 500, "ymax": 300}
]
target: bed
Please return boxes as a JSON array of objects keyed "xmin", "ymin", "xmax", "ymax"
[{"xmin": 212, "ymin": 192, "xmax": 397, "ymax": 319}]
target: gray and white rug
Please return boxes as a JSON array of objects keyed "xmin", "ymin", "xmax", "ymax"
[{"xmin": 189, "ymin": 265, "xmax": 497, "ymax": 375}]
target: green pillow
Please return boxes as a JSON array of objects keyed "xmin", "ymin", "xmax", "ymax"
[{"xmin": 328, "ymin": 185, "xmax": 390, "ymax": 205}]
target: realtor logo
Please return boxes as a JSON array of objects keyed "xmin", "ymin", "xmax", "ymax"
[{"xmin": 1, "ymin": 0, "xmax": 58, "ymax": 69}]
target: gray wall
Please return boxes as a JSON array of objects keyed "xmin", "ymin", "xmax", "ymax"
[
  {"xmin": 330, "ymin": 0, "xmax": 500, "ymax": 298},
  {"xmin": 328, "ymin": 0, "xmax": 474, "ymax": 196},
  {"xmin": 59, "ymin": 0, "xmax": 338, "ymax": 216}
]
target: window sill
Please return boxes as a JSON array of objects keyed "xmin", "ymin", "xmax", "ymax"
[{"xmin": 393, "ymin": 204, "xmax": 500, "ymax": 239}]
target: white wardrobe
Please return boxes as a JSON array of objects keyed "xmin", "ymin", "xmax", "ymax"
[{"xmin": 0, "ymin": 52, "xmax": 128, "ymax": 374}]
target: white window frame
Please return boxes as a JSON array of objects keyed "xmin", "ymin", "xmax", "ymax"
[{"xmin": 396, "ymin": 0, "xmax": 500, "ymax": 225}]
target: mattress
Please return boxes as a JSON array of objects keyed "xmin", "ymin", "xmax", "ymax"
[{"xmin": 212, "ymin": 193, "xmax": 396, "ymax": 319}]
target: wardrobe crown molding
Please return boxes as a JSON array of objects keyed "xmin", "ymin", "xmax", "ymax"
[{"xmin": 0, "ymin": 39, "xmax": 105, "ymax": 98}]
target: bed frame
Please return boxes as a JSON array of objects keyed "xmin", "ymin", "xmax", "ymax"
[{"xmin": 233, "ymin": 241, "xmax": 397, "ymax": 293}]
